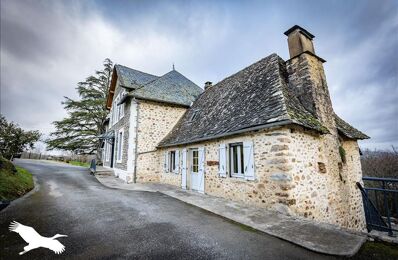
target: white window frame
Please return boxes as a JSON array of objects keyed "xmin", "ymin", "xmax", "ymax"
[
  {"xmin": 116, "ymin": 128, "xmax": 124, "ymax": 163},
  {"xmin": 229, "ymin": 142, "xmax": 244, "ymax": 178},
  {"xmin": 117, "ymin": 95, "xmax": 121, "ymax": 120},
  {"xmin": 120, "ymin": 90, "xmax": 125, "ymax": 119},
  {"xmin": 104, "ymin": 142, "xmax": 108, "ymax": 162},
  {"xmin": 169, "ymin": 151, "xmax": 176, "ymax": 172},
  {"xmin": 167, "ymin": 150, "xmax": 179, "ymax": 174},
  {"xmin": 105, "ymin": 141, "xmax": 110, "ymax": 162},
  {"xmin": 102, "ymin": 143, "xmax": 106, "ymax": 162},
  {"xmin": 110, "ymin": 92, "xmax": 125, "ymax": 124},
  {"xmin": 112, "ymin": 99, "xmax": 117, "ymax": 125}
]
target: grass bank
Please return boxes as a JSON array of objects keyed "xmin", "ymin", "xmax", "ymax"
[
  {"xmin": 0, "ymin": 157, "xmax": 34, "ymax": 201},
  {"xmin": 352, "ymin": 241, "xmax": 398, "ymax": 260},
  {"xmin": 68, "ymin": 160, "xmax": 90, "ymax": 167}
]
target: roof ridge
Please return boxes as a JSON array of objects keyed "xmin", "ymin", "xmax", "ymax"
[
  {"xmin": 115, "ymin": 64, "xmax": 159, "ymax": 78},
  {"xmin": 139, "ymin": 69, "xmax": 201, "ymax": 90}
]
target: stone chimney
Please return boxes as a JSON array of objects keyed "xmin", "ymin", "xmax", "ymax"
[
  {"xmin": 284, "ymin": 25, "xmax": 316, "ymax": 59},
  {"xmin": 204, "ymin": 81, "xmax": 212, "ymax": 90},
  {"xmin": 284, "ymin": 25, "xmax": 335, "ymax": 130}
]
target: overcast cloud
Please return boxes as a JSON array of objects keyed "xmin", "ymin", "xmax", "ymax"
[{"xmin": 1, "ymin": 0, "xmax": 397, "ymax": 151}]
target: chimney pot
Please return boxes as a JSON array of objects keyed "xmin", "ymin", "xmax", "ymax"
[
  {"xmin": 204, "ymin": 81, "xmax": 212, "ymax": 90},
  {"xmin": 284, "ymin": 25, "xmax": 316, "ymax": 59}
]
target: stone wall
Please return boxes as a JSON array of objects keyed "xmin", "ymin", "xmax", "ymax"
[
  {"xmin": 287, "ymin": 129, "xmax": 366, "ymax": 230},
  {"xmin": 159, "ymin": 126, "xmax": 365, "ymax": 231},
  {"xmin": 135, "ymin": 100, "xmax": 187, "ymax": 182},
  {"xmin": 284, "ymin": 53, "xmax": 366, "ymax": 230},
  {"xmin": 340, "ymin": 139, "xmax": 367, "ymax": 230},
  {"xmin": 161, "ymin": 127, "xmax": 297, "ymax": 210}
]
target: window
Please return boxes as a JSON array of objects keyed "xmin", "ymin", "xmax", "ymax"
[
  {"xmin": 105, "ymin": 142, "xmax": 110, "ymax": 162},
  {"xmin": 117, "ymin": 96, "xmax": 121, "ymax": 120},
  {"xmin": 104, "ymin": 142, "xmax": 107, "ymax": 162},
  {"xmin": 230, "ymin": 143, "xmax": 244, "ymax": 177},
  {"xmin": 114, "ymin": 134, "xmax": 118, "ymax": 161},
  {"xmin": 169, "ymin": 151, "xmax": 176, "ymax": 172},
  {"xmin": 120, "ymin": 90, "xmax": 125, "ymax": 118},
  {"xmin": 111, "ymin": 92, "xmax": 125, "ymax": 125},
  {"xmin": 192, "ymin": 150, "xmax": 199, "ymax": 173},
  {"xmin": 116, "ymin": 129, "xmax": 124, "ymax": 162},
  {"xmin": 102, "ymin": 142, "xmax": 106, "ymax": 162},
  {"xmin": 112, "ymin": 99, "xmax": 117, "ymax": 125},
  {"xmin": 189, "ymin": 110, "xmax": 199, "ymax": 122}
]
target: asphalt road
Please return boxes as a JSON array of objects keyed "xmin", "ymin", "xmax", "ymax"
[{"xmin": 0, "ymin": 159, "xmax": 337, "ymax": 259}]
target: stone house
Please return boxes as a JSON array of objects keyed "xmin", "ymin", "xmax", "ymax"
[
  {"xmin": 101, "ymin": 64, "xmax": 202, "ymax": 182},
  {"xmin": 101, "ymin": 25, "xmax": 369, "ymax": 231}
]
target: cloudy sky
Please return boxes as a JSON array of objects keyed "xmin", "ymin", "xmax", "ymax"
[{"xmin": 1, "ymin": 0, "xmax": 397, "ymax": 151}]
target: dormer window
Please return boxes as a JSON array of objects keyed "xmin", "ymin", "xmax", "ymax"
[{"xmin": 189, "ymin": 110, "xmax": 199, "ymax": 122}]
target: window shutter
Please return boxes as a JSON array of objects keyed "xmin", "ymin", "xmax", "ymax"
[
  {"xmin": 164, "ymin": 151, "xmax": 168, "ymax": 173},
  {"xmin": 174, "ymin": 150, "xmax": 180, "ymax": 174},
  {"xmin": 243, "ymin": 141, "xmax": 255, "ymax": 180},
  {"xmin": 218, "ymin": 144, "xmax": 227, "ymax": 177}
]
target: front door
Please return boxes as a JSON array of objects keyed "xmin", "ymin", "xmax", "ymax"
[{"xmin": 190, "ymin": 148, "xmax": 204, "ymax": 193}]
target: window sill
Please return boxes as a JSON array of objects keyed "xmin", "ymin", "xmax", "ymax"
[
  {"xmin": 229, "ymin": 175, "xmax": 257, "ymax": 183},
  {"xmin": 231, "ymin": 174, "xmax": 245, "ymax": 179}
]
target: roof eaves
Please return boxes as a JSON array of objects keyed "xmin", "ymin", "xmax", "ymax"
[
  {"xmin": 158, "ymin": 119, "xmax": 294, "ymax": 148},
  {"xmin": 131, "ymin": 94, "xmax": 191, "ymax": 108}
]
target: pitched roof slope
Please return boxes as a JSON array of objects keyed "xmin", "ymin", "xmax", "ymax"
[
  {"xmin": 159, "ymin": 54, "xmax": 320, "ymax": 146},
  {"xmin": 115, "ymin": 64, "xmax": 158, "ymax": 89},
  {"xmin": 334, "ymin": 114, "xmax": 369, "ymax": 139},
  {"xmin": 159, "ymin": 54, "xmax": 367, "ymax": 147},
  {"xmin": 131, "ymin": 70, "xmax": 203, "ymax": 107}
]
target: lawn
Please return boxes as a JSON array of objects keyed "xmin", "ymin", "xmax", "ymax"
[
  {"xmin": 0, "ymin": 157, "xmax": 34, "ymax": 201},
  {"xmin": 68, "ymin": 160, "xmax": 90, "ymax": 167}
]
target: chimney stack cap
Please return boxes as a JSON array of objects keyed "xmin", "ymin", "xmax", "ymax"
[
  {"xmin": 284, "ymin": 25, "xmax": 315, "ymax": 39},
  {"xmin": 204, "ymin": 81, "xmax": 213, "ymax": 90}
]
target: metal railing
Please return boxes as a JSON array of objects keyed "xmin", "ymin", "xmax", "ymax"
[{"xmin": 358, "ymin": 176, "xmax": 398, "ymax": 237}]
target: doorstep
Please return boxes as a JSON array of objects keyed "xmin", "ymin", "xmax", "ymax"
[{"xmin": 94, "ymin": 173, "xmax": 366, "ymax": 256}]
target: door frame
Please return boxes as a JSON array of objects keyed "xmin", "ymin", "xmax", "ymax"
[
  {"xmin": 181, "ymin": 148, "xmax": 187, "ymax": 189},
  {"xmin": 189, "ymin": 147, "xmax": 204, "ymax": 193}
]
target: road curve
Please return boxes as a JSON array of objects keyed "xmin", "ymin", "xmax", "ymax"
[{"xmin": 0, "ymin": 159, "xmax": 336, "ymax": 259}]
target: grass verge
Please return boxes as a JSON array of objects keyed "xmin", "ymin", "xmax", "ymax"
[
  {"xmin": 0, "ymin": 158, "xmax": 34, "ymax": 201},
  {"xmin": 68, "ymin": 160, "xmax": 90, "ymax": 167},
  {"xmin": 352, "ymin": 241, "xmax": 398, "ymax": 260}
]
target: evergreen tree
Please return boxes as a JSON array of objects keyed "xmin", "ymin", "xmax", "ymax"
[{"xmin": 47, "ymin": 59, "xmax": 113, "ymax": 155}]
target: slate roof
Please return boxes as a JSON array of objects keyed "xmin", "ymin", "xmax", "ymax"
[
  {"xmin": 335, "ymin": 114, "xmax": 369, "ymax": 139},
  {"xmin": 130, "ymin": 70, "xmax": 203, "ymax": 107},
  {"xmin": 159, "ymin": 54, "xmax": 368, "ymax": 147},
  {"xmin": 115, "ymin": 64, "xmax": 158, "ymax": 89}
]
